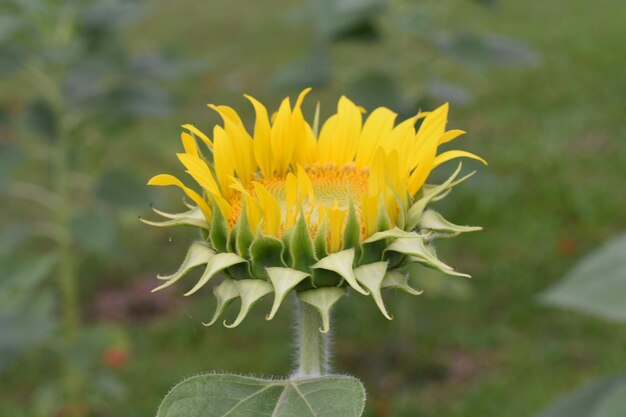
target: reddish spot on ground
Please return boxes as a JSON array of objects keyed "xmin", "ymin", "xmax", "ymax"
[{"xmin": 103, "ymin": 347, "xmax": 129, "ymax": 369}]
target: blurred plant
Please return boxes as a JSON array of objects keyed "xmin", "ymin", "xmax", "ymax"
[
  {"xmin": 274, "ymin": 0, "xmax": 539, "ymax": 115},
  {"xmin": 143, "ymin": 91, "xmax": 485, "ymax": 415},
  {"xmin": 0, "ymin": 0, "xmax": 190, "ymax": 414},
  {"xmin": 535, "ymin": 233, "xmax": 626, "ymax": 417}
]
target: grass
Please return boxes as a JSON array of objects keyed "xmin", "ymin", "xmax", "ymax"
[{"xmin": 2, "ymin": 0, "xmax": 626, "ymax": 415}]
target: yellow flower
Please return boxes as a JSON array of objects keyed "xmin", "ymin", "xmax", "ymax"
[{"xmin": 143, "ymin": 89, "xmax": 485, "ymax": 331}]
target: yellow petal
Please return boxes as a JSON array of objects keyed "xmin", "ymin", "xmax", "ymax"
[
  {"xmin": 271, "ymin": 97, "xmax": 294, "ymax": 175},
  {"xmin": 285, "ymin": 172, "xmax": 298, "ymax": 229},
  {"xmin": 355, "ymin": 107, "xmax": 397, "ymax": 168},
  {"xmin": 317, "ymin": 96, "xmax": 362, "ymax": 165},
  {"xmin": 291, "ymin": 89, "xmax": 317, "ymax": 166},
  {"xmin": 180, "ymin": 132, "xmax": 198, "ymax": 156},
  {"xmin": 229, "ymin": 180, "xmax": 263, "ymax": 233},
  {"xmin": 147, "ymin": 174, "xmax": 212, "ymax": 220},
  {"xmin": 252, "ymin": 182, "xmax": 281, "ymax": 236},
  {"xmin": 296, "ymin": 165, "xmax": 315, "ymax": 206},
  {"xmin": 213, "ymin": 125, "xmax": 235, "ymax": 198},
  {"xmin": 182, "ymin": 124, "xmax": 212, "ymax": 148},
  {"xmin": 439, "ymin": 129, "xmax": 466, "ymax": 145},
  {"xmin": 325, "ymin": 200, "xmax": 347, "ymax": 253},
  {"xmin": 209, "ymin": 104, "xmax": 257, "ymax": 183},
  {"xmin": 245, "ymin": 94, "xmax": 273, "ymax": 177},
  {"xmin": 432, "ymin": 150, "xmax": 487, "ymax": 169},
  {"xmin": 176, "ymin": 153, "xmax": 231, "ymax": 217}
]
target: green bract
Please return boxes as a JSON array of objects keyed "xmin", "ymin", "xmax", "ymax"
[{"xmin": 143, "ymin": 163, "xmax": 481, "ymax": 332}]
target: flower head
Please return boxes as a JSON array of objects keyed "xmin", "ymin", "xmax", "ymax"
[{"xmin": 143, "ymin": 89, "xmax": 485, "ymax": 332}]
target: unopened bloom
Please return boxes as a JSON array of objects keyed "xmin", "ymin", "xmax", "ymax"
[{"xmin": 143, "ymin": 89, "xmax": 485, "ymax": 332}]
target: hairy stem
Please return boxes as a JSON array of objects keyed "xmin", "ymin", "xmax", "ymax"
[{"xmin": 293, "ymin": 300, "xmax": 330, "ymax": 377}]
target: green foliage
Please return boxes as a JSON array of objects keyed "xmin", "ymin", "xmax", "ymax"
[
  {"xmin": 157, "ymin": 374, "xmax": 365, "ymax": 417},
  {"xmin": 535, "ymin": 375, "xmax": 626, "ymax": 417},
  {"xmin": 0, "ymin": 256, "xmax": 57, "ymax": 374},
  {"xmin": 539, "ymin": 232, "xmax": 626, "ymax": 323},
  {"xmin": 275, "ymin": 0, "xmax": 539, "ymax": 107}
]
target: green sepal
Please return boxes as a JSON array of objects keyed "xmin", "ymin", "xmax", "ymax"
[
  {"xmin": 235, "ymin": 205, "xmax": 254, "ymax": 258},
  {"xmin": 140, "ymin": 211, "xmax": 209, "ymax": 230},
  {"xmin": 342, "ymin": 200, "xmax": 362, "ymax": 261},
  {"xmin": 311, "ymin": 269, "xmax": 343, "ymax": 288},
  {"xmin": 418, "ymin": 210, "xmax": 482, "ymax": 236},
  {"xmin": 266, "ymin": 267, "xmax": 310, "ymax": 320},
  {"xmin": 382, "ymin": 270, "xmax": 423, "ymax": 295},
  {"xmin": 297, "ymin": 287, "xmax": 346, "ymax": 333},
  {"xmin": 386, "ymin": 238, "xmax": 470, "ymax": 278},
  {"xmin": 281, "ymin": 227, "xmax": 295, "ymax": 266},
  {"xmin": 227, "ymin": 221, "xmax": 239, "ymax": 253},
  {"xmin": 363, "ymin": 227, "xmax": 422, "ymax": 243},
  {"xmin": 156, "ymin": 241, "xmax": 214, "ymax": 281},
  {"xmin": 209, "ymin": 202, "xmax": 229, "ymax": 252},
  {"xmin": 184, "ymin": 252, "xmax": 247, "ymax": 296},
  {"xmin": 407, "ymin": 163, "xmax": 476, "ymax": 229},
  {"xmin": 289, "ymin": 214, "xmax": 317, "ymax": 272},
  {"xmin": 249, "ymin": 234, "xmax": 286, "ymax": 279},
  {"xmin": 152, "ymin": 243, "xmax": 216, "ymax": 292},
  {"xmin": 314, "ymin": 218, "xmax": 329, "ymax": 259},
  {"xmin": 312, "ymin": 249, "xmax": 368, "ymax": 295},
  {"xmin": 224, "ymin": 279, "xmax": 273, "ymax": 328},
  {"xmin": 203, "ymin": 278, "xmax": 240, "ymax": 326},
  {"xmin": 354, "ymin": 262, "xmax": 392, "ymax": 320}
]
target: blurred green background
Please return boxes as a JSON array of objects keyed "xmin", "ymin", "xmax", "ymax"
[{"xmin": 1, "ymin": 0, "xmax": 625, "ymax": 416}]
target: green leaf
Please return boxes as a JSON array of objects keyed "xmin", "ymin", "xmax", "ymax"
[
  {"xmin": 538, "ymin": 232, "xmax": 626, "ymax": 323},
  {"xmin": 157, "ymin": 373, "xmax": 365, "ymax": 417},
  {"xmin": 535, "ymin": 374, "xmax": 626, "ymax": 417},
  {"xmin": 312, "ymin": 249, "xmax": 368, "ymax": 295}
]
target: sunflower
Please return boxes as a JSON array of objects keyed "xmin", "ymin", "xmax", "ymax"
[{"xmin": 143, "ymin": 89, "xmax": 485, "ymax": 332}]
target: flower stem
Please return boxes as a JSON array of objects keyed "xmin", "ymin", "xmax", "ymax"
[{"xmin": 293, "ymin": 300, "xmax": 330, "ymax": 378}]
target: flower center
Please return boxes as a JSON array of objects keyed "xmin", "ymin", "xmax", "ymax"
[{"xmin": 227, "ymin": 163, "xmax": 370, "ymax": 234}]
